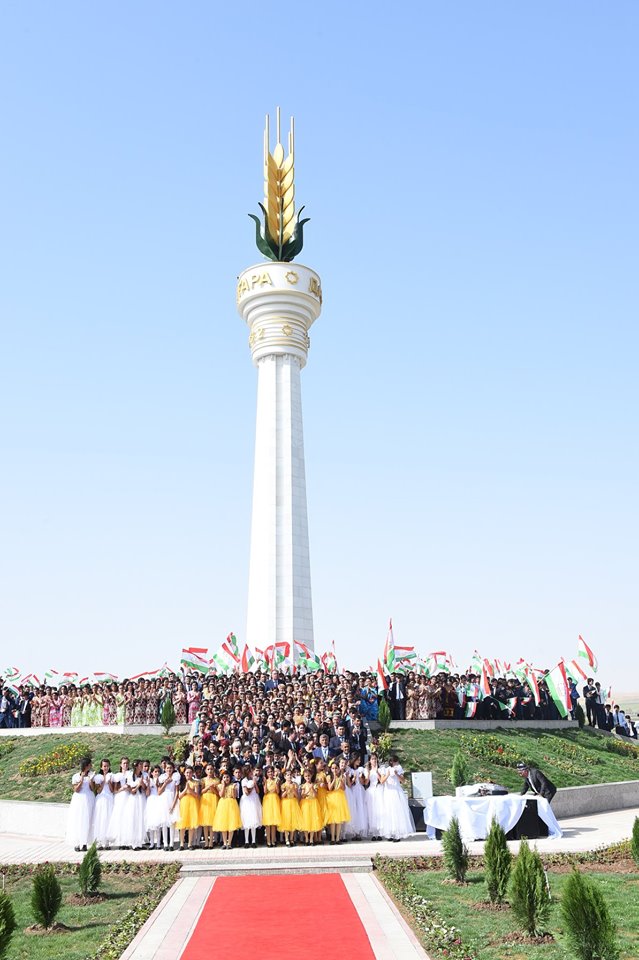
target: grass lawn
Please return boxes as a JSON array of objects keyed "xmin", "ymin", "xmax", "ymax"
[
  {"xmin": 0, "ymin": 733, "xmax": 183, "ymax": 803},
  {"xmin": 391, "ymin": 725, "xmax": 639, "ymax": 795},
  {"xmin": 2, "ymin": 871, "xmax": 147, "ymax": 960},
  {"xmin": 409, "ymin": 868, "xmax": 639, "ymax": 960}
]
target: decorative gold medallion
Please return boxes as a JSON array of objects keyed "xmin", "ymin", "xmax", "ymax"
[
  {"xmin": 285, "ymin": 271, "xmax": 298, "ymax": 285},
  {"xmin": 282, "ymin": 324, "xmax": 292, "ymax": 336}
]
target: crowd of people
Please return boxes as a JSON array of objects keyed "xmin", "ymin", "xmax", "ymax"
[
  {"xmin": 66, "ymin": 749, "xmax": 416, "ymax": 852},
  {"xmin": 0, "ymin": 668, "xmax": 635, "ymax": 738},
  {"xmin": 64, "ymin": 669, "xmax": 417, "ymax": 850}
]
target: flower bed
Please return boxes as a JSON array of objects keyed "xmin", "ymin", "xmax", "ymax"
[{"xmin": 18, "ymin": 742, "xmax": 87, "ymax": 777}]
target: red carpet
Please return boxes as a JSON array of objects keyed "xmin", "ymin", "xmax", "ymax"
[{"xmin": 181, "ymin": 874, "xmax": 376, "ymax": 959}]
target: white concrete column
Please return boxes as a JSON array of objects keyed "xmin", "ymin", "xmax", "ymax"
[{"xmin": 236, "ymin": 262, "xmax": 322, "ymax": 657}]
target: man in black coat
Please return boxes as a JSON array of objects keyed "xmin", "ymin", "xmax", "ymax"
[
  {"xmin": 388, "ymin": 674, "xmax": 406, "ymax": 721},
  {"xmin": 516, "ymin": 762, "xmax": 557, "ymax": 802}
]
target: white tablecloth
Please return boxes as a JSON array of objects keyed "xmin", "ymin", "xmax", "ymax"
[{"xmin": 423, "ymin": 794, "xmax": 562, "ymax": 841}]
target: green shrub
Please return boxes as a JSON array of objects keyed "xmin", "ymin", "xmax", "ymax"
[
  {"xmin": 560, "ymin": 868, "xmax": 619, "ymax": 960},
  {"xmin": 160, "ymin": 698, "xmax": 176, "ymax": 735},
  {"xmin": 484, "ymin": 818, "xmax": 512, "ymax": 904},
  {"xmin": 78, "ymin": 842, "xmax": 102, "ymax": 896},
  {"xmin": 442, "ymin": 816, "xmax": 468, "ymax": 883},
  {"xmin": 509, "ymin": 838, "xmax": 551, "ymax": 936},
  {"xmin": 31, "ymin": 864, "xmax": 63, "ymax": 928},
  {"xmin": 0, "ymin": 892, "xmax": 16, "ymax": 960},
  {"xmin": 574, "ymin": 704, "xmax": 586, "ymax": 728},
  {"xmin": 378, "ymin": 697, "xmax": 391, "ymax": 732},
  {"xmin": 631, "ymin": 816, "xmax": 639, "ymax": 867},
  {"xmin": 450, "ymin": 751, "xmax": 469, "ymax": 788}
]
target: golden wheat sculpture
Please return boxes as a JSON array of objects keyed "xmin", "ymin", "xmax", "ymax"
[{"xmin": 248, "ymin": 108, "xmax": 310, "ymax": 263}]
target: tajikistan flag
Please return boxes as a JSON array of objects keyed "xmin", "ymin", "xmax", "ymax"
[
  {"xmin": 545, "ymin": 661, "xmax": 572, "ymax": 718},
  {"xmin": 383, "ymin": 619, "xmax": 396, "ymax": 674},
  {"xmin": 181, "ymin": 649, "xmax": 210, "ymax": 674},
  {"xmin": 294, "ymin": 641, "xmax": 321, "ymax": 672},
  {"xmin": 240, "ymin": 644, "xmax": 255, "ymax": 673},
  {"xmin": 577, "ymin": 635, "xmax": 598, "ymax": 672}
]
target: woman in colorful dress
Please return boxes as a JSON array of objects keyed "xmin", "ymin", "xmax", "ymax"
[
  {"xmin": 70, "ymin": 688, "xmax": 83, "ymax": 727},
  {"xmin": 174, "ymin": 683, "xmax": 188, "ymax": 725},
  {"xmin": 145, "ymin": 682, "xmax": 159, "ymax": 726},
  {"xmin": 49, "ymin": 689, "xmax": 63, "ymax": 727},
  {"xmin": 65, "ymin": 756, "xmax": 95, "ymax": 851},
  {"xmin": 102, "ymin": 686, "xmax": 114, "ymax": 726},
  {"xmin": 124, "ymin": 683, "xmax": 135, "ymax": 725},
  {"xmin": 30, "ymin": 689, "xmax": 42, "ymax": 727},
  {"xmin": 187, "ymin": 682, "xmax": 201, "ymax": 724},
  {"xmin": 61, "ymin": 687, "xmax": 73, "ymax": 726},
  {"xmin": 177, "ymin": 765, "xmax": 200, "ymax": 850},
  {"xmin": 262, "ymin": 766, "xmax": 281, "ymax": 848},
  {"xmin": 279, "ymin": 768, "xmax": 303, "ymax": 847},
  {"xmin": 212, "ymin": 771, "xmax": 242, "ymax": 850},
  {"xmin": 300, "ymin": 767, "xmax": 323, "ymax": 845},
  {"xmin": 133, "ymin": 682, "xmax": 147, "ymax": 725},
  {"xmin": 86, "ymin": 685, "xmax": 102, "ymax": 727},
  {"xmin": 325, "ymin": 761, "xmax": 351, "ymax": 844},
  {"xmin": 115, "ymin": 684, "xmax": 126, "ymax": 725},
  {"xmin": 240, "ymin": 767, "xmax": 262, "ymax": 849},
  {"xmin": 40, "ymin": 688, "xmax": 51, "ymax": 727},
  {"xmin": 198, "ymin": 763, "xmax": 220, "ymax": 849},
  {"xmin": 93, "ymin": 758, "xmax": 115, "ymax": 849}
]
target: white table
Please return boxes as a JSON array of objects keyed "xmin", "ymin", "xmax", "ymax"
[{"xmin": 423, "ymin": 794, "xmax": 562, "ymax": 841}]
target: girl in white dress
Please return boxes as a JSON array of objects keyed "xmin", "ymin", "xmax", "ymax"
[
  {"xmin": 381, "ymin": 755, "xmax": 415, "ymax": 841},
  {"xmin": 344, "ymin": 754, "xmax": 368, "ymax": 840},
  {"xmin": 158, "ymin": 760, "xmax": 180, "ymax": 851},
  {"xmin": 145, "ymin": 765, "xmax": 165, "ymax": 849},
  {"xmin": 240, "ymin": 767, "xmax": 263, "ymax": 848},
  {"xmin": 93, "ymin": 758, "xmax": 115, "ymax": 849},
  {"xmin": 108, "ymin": 757, "xmax": 132, "ymax": 848},
  {"xmin": 66, "ymin": 756, "xmax": 95, "ymax": 851},
  {"xmin": 127, "ymin": 759, "xmax": 148, "ymax": 849},
  {"xmin": 365, "ymin": 754, "xmax": 386, "ymax": 840}
]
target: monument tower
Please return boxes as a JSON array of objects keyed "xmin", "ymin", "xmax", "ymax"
[{"xmin": 236, "ymin": 109, "xmax": 322, "ymax": 658}]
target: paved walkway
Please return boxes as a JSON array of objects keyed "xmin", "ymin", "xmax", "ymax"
[
  {"xmin": 119, "ymin": 873, "xmax": 429, "ymax": 960},
  {"xmin": 0, "ymin": 806, "xmax": 636, "ymax": 866}
]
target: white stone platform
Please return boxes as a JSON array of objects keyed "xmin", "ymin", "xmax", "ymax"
[{"xmin": 0, "ymin": 724, "xmax": 190, "ymax": 737}]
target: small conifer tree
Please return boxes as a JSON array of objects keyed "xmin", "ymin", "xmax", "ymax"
[
  {"xmin": 450, "ymin": 751, "xmax": 469, "ymax": 788},
  {"xmin": 631, "ymin": 816, "xmax": 639, "ymax": 867},
  {"xmin": 0, "ymin": 892, "xmax": 16, "ymax": 960},
  {"xmin": 509, "ymin": 838, "xmax": 550, "ymax": 936},
  {"xmin": 160, "ymin": 697, "xmax": 176, "ymax": 735},
  {"xmin": 561, "ymin": 869, "xmax": 619, "ymax": 960},
  {"xmin": 484, "ymin": 818, "xmax": 512, "ymax": 904},
  {"xmin": 378, "ymin": 697, "xmax": 391, "ymax": 732},
  {"xmin": 78, "ymin": 842, "xmax": 102, "ymax": 896},
  {"xmin": 442, "ymin": 816, "xmax": 469, "ymax": 883},
  {"xmin": 31, "ymin": 864, "xmax": 62, "ymax": 929}
]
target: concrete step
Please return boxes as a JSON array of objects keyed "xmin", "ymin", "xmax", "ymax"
[{"xmin": 180, "ymin": 857, "xmax": 373, "ymax": 876}]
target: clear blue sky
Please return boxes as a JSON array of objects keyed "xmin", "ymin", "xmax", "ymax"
[{"xmin": 1, "ymin": 2, "xmax": 637, "ymax": 691}]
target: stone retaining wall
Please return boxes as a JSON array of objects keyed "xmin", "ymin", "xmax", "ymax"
[{"xmin": 392, "ymin": 719, "xmax": 577, "ymax": 731}]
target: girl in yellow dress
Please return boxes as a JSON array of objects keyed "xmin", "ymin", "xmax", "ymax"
[
  {"xmin": 198, "ymin": 763, "xmax": 220, "ymax": 849},
  {"xmin": 212, "ymin": 771, "xmax": 242, "ymax": 850},
  {"xmin": 262, "ymin": 766, "xmax": 281, "ymax": 848},
  {"xmin": 300, "ymin": 767, "xmax": 323, "ymax": 845},
  {"xmin": 325, "ymin": 760, "xmax": 351, "ymax": 844},
  {"xmin": 279, "ymin": 768, "xmax": 303, "ymax": 847},
  {"xmin": 178, "ymin": 766, "xmax": 200, "ymax": 850},
  {"xmin": 314, "ymin": 759, "xmax": 330, "ymax": 832}
]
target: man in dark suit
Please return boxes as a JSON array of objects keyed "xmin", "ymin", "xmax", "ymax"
[
  {"xmin": 328, "ymin": 723, "xmax": 349, "ymax": 758},
  {"xmin": 583, "ymin": 679, "xmax": 597, "ymax": 726},
  {"xmin": 388, "ymin": 674, "xmax": 406, "ymax": 720},
  {"xmin": 516, "ymin": 762, "xmax": 557, "ymax": 802}
]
